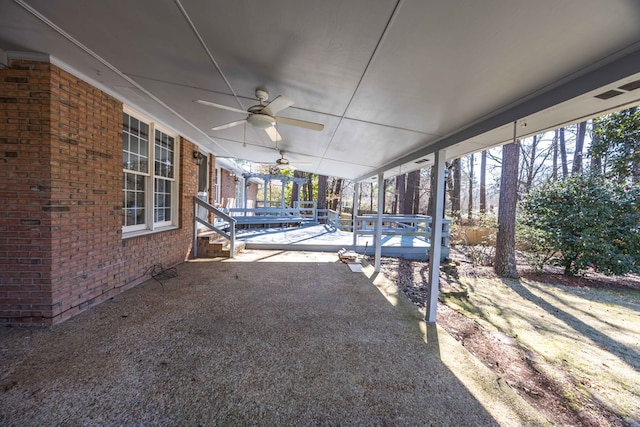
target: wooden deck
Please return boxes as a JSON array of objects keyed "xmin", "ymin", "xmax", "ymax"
[{"xmin": 235, "ymin": 223, "xmax": 448, "ymax": 260}]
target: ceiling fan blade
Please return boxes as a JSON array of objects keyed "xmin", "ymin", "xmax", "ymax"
[
  {"xmin": 211, "ymin": 120, "xmax": 247, "ymax": 131},
  {"xmin": 274, "ymin": 116, "xmax": 324, "ymax": 131},
  {"xmin": 195, "ymin": 99, "xmax": 247, "ymax": 114},
  {"xmin": 264, "ymin": 126, "xmax": 282, "ymax": 142},
  {"xmin": 263, "ymin": 95, "xmax": 294, "ymax": 116}
]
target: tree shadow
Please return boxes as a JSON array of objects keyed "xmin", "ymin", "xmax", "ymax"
[{"xmin": 501, "ymin": 278, "xmax": 640, "ymax": 371}]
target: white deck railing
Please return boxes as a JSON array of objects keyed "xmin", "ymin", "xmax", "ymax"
[{"xmin": 193, "ymin": 197, "xmax": 236, "ymax": 258}]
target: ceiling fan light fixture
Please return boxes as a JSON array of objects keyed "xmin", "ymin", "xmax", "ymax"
[{"xmin": 247, "ymin": 113, "xmax": 276, "ymax": 129}]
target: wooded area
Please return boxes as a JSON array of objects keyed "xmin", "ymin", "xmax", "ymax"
[{"xmin": 256, "ymin": 107, "xmax": 639, "ymax": 277}]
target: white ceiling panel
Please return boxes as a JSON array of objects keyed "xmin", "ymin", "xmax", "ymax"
[
  {"xmin": 21, "ymin": 0, "xmax": 231, "ymax": 93},
  {"xmin": 324, "ymin": 119, "xmax": 433, "ymax": 167},
  {"xmin": 180, "ymin": 0, "xmax": 398, "ymax": 115},
  {"xmin": 2, "ymin": 0, "xmax": 640, "ymax": 180}
]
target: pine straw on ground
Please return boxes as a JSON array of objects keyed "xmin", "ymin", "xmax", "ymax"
[{"xmin": 377, "ymin": 249, "xmax": 640, "ymax": 427}]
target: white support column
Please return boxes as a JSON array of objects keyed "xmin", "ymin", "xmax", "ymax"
[
  {"xmin": 375, "ymin": 173, "xmax": 384, "ymax": 272},
  {"xmin": 352, "ymin": 182, "xmax": 360, "ymax": 248},
  {"xmin": 426, "ymin": 149, "xmax": 446, "ymax": 323}
]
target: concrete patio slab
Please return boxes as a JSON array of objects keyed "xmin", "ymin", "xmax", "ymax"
[{"xmin": 0, "ymin": 250, "xmax": 548, "ymax": 426}]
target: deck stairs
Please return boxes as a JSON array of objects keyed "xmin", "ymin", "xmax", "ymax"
[{"xmin": 197, "ymin": 230, "xmax": 245, "ymax": 258}]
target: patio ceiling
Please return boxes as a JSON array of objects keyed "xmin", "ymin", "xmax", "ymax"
[{"xmin": 2, "ymin": 0, "xmax": 640, "ymax": 180}]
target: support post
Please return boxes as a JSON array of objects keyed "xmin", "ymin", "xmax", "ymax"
[
  {"xmin": 375, "ymin": 173, "xmax": 384, "ymax": 272},
  {"xmin": 352, "ymin": 182, "xmax": 360, "ymax": 248},
  {"xmin": 426, "ymin": 149, "xmax": 446, "ymax": 323}
]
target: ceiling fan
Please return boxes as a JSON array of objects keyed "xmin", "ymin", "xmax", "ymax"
[
  {"xmin": 195, "ymin": 88, "xmax": 324, "ymax": 142},
  {"xmin": 269, "ymin": 150, "xmax": 312, "ymax": 171}
]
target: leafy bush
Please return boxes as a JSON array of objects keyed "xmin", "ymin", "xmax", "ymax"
[
  {"xmin": 515, "ymin": 216, "xmax": 554, "ymax": 271},
  {"xmin": 521, "ymin": 176, "xmax": 640, "ymax": 276}
]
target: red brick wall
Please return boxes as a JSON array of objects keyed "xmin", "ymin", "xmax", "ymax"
[
  {"xmin": 0, "ymin": 60, "xmax": 198, "ymax": 326},
  {"xmin": 220, "ymin": 168, "xmax": 237, "ymax": 208},
  {"xmin": 1, "ymin": 60, "xmax": 56, "ymax": 324},
  {"xmin": 246, "ymin": 181, "xmax": 259, "ymax": 208}
]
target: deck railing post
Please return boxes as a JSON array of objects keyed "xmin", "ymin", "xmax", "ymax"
[
  {"xmin": 193, "ymin": 200, "xmax": 199, "ymax": 258},
  {"xmin": 229, "ymin": 218, "xmax": 236, "ymax": 258}
]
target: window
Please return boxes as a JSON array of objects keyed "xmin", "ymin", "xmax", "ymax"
[{"xmin": 122, "ymin": 109, "xmax": 179, "ymax": 235}]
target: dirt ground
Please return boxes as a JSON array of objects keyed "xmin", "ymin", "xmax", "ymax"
[{"xmin": 378, "ymin": 248, "xmax": 640, "ymax": 427}]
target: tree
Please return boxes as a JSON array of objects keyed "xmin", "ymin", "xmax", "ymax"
[
  {"xmin": 404, "ymin": 170, "xmax": 420, "ymax": 214},
  {"xmin": 559, "ymin": 127, "xmax": 568, "ymax": 178},
  {"xmin": 328, "ymin": 177, "xmax": 343, "ymax": 210},
  {"xmin": 450, "ymin": 159, "xmax": 461, "ymax": 219},
  {"xmin": 291, "ymin": 170, "xmax": 303, "ymax": 205},
  {"xmin": 479, "ymin": 151, "xmax": 487, "ymax": 214},
  {"xmin": 572, "ymin": 121, "xmax": 587, "ymax": 175},
  {"xmin": 518, "ymin": 133, "xmax": 554, "ymax": 193},
  {"xmin": 522, "ymin": 175, "xmax": 640, "ymax": 275},
  {"xmin": 590, "ymin": 121, "xmax": 602, "ymax": 175},
  {"xmin": 467, "ymin": 153, "xmax": 474, "ymax": 221},
  {"xmin": 494, "ymin": 141, "xmax": 520, "ymax": 278},
  {"xmin": 317, "ymin": 175, "xmax": 328, "ymax": 212},
  {"xmin": 591, "ymin": 107, "xmax": 640, "ymax": 183},
  {"xmin": 552, "ymin": 129, "xmax": 558, "ymax": 181},
  {"xmin": 396, "ymin": 174, "xmax": 406, "ymax": 214}
]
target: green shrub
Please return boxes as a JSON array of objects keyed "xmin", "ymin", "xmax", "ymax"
[{"xmin": 521, "ymin": 176, "xmax": 640, "ymax": 276}]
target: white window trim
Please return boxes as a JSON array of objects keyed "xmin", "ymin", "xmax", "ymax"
[{"xmin": 122, "ymin": 106, "xmax": 180, "ymax": 238}]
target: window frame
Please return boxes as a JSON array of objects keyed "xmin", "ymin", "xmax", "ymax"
[{"xmin": 122, "ymin": 106, "xmax": 180, "ymax": 237}]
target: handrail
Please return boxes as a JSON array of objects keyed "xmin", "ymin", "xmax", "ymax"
[
  {"xmin": 193, "ymin": 197, "xmax": 237, "ymax": 258},
  {"xmin": 350, "ymin": 214, "xmax": 451, "ymax": 247}
]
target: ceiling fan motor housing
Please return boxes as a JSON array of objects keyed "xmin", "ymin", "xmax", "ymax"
[{"xmin": 247, "ymin": 113, "xmax": 276, "ymax": 129}]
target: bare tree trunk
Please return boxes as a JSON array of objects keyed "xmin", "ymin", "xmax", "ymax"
[
  {"xmin": 494, "ymin": 141, "xmax": 520, "ymax": 278},
  {"xmin": 412, "ymin": 171, "xmax": 421, "ymax": 214},
  {"xmin": 305, "ymin": 173, "xmax": 314, "ymax": 201},
  {"xmin": 405, "ymin": 170, "xmax": 420, "ymax": 214},
  {"xmin": 427, "ymin": 166, "xmax": 435, "ymax": 217},
  {"xmin": 552, "ymin": 129, "xmax": 558, "ymax": 181},
  {"xmin": 451, "ymin": 158, "xmax": 461, "ymax": 219},
  {"xmin": 382, "ymin": 179, "xmax": 388, "ymax": 213},
  {"xmin": 559, "ymin": 127, "xmax": 568, "ymax": 178},
  {"xmin": 467, "ymin": 154, "xmax": 474, "ymax": 221},
  {"xmin": 330, "ymin": 178, "xmax": 343, "ymax": 210},
  {"xmin": 396, "ymin": 174, "xmax": 406, "ymax": 214},
  {"xmin": 590, "ymin": 122, "xmax": 602, "ymax": 175},
  {"xmin": 292, "ymin": 170, "xmax": 302, "ymax": 205},
  {"xmin": 572, "ymin": 121, "xmax": 587, "ymax": 175},
  {"xmin": 525, "ymin": 135, "xmax": 538, "ymax": 192},
  {"xmin": 479, "ymin": 151, "xmax": 487, "ymax": 214},
  {"xmin": 317, "ymin": 175, "xmax": 328, "ymax": 211},
  {"xmin": 369, "ymin": 182, "xmax": 374, "ymax": 212}
]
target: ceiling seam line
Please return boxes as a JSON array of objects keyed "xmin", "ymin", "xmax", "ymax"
[
  {"xmin": 173, "ymin": 0, "xmax": 243, "ymax": 110},
  {"xmin": 318, "ymin": 0, "xmax": 405, "ymax": 169},
  {"xmin": 12, "ymin": 0, "xmax": 233, "ymax": 156},
  {"xmin": 355, "ymin": 47, "xmax": 640, "ymax": 181}
]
